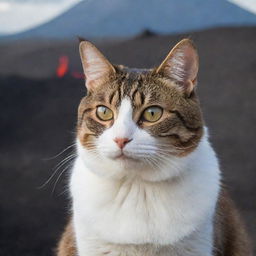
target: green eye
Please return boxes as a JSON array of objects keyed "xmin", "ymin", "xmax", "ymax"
[
  {"xmin": 143, "ymin": 106, "xmax": 163, "ymax": 122},
  {"xmin": 96, "ymin": 106, "xmax": 113, "ymax": 121}
]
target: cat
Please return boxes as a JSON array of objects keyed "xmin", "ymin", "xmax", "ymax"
[{"xmin": 57, "ymin": 39, "xmax": 252, "ymax": 256}]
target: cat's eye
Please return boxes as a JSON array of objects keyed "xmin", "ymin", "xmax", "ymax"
[
  {"xmin": 142, "ymin": 106, "xmax": 163, "ymax": 123},
  {"xmin": 96, "ymin": 106, "xmax": 113, "ymax": 121}
]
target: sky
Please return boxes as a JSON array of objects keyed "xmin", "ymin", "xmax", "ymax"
[
  {"xmin": 0, "ymin": 0, "xmax": 82, "ymax": 35},
  {"xmin": 0, "ymin": 0, "xmax": 256, "ymax": 35}
]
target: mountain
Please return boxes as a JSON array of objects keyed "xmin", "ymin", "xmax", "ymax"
[{"xmin": 2, "ymin": 0, "xmax": 256, "ymax": 40}]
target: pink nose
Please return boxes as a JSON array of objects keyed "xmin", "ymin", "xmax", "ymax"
[{"xmin": 114, "ymin": 137, "xmax": 132, "ymax": 149}]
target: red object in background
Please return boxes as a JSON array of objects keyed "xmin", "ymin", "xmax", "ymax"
[
  {"xmin": 56, "ymin": 55, "xmax": 69, "ymax": 77},
  {"xmin": 71, "ymin": 71, "xmax": 85, "ymax": 79}
]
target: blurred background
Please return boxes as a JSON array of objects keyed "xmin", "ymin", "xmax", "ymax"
[{"xmin": 0, "ymin": 0, "xmax": 255, "ymax": 255}]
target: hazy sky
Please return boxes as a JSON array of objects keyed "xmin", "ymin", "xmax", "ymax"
[
  {"xmin": 0, "ymin": 0, "xmax": 82, "ymax": 34},
  {"xmin": 229, "ymin": 0, "xmax": 256, "ymax": 13},
  {"xmin": 0, "ymin": 0, "xmax": 255, "ymax": 35}
]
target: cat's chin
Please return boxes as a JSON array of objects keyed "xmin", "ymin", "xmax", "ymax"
[
  {"xmin": 107, "ymin": 154, "xmax": 146, "ymax": 171},
  {"xmin": 101, "ymin": 151, "xmax": 162, "ymax": 177},
  {"xmin": 110, "ymin": 152, "xmax": 140, "ymax": 162}
]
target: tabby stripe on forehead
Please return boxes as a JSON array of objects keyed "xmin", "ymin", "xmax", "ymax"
[
  {"xmin": 131, "ymin": 89, "xmax": 145, "ymax": 106},
  {"xmin": 170, "ymin": 110, "xmax": 201, "ymax": 132},
  {"xmin": 139, "ymin": 91, "xmax": 145, "ymax": 105},
  {"xmin": 135, "ymin": 91, "xmax": 145, "ymax": 106},
  {"xmin": 137, "ymin": 77, "xmax": 145, "ymax": 105}
]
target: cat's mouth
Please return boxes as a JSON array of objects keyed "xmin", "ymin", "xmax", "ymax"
[{"xmin": 112, "ymin": 152, "xmax": 139, "ymax": 162}]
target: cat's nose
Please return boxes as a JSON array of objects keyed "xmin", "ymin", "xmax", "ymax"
[{"xmin": 114, "ymin": 137, "xmax": 132, "ymax": 149}]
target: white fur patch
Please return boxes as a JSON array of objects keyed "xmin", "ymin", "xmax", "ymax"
[{"xmin": 70, "ymin": 97, "xmax": 220, "ymax": 256}]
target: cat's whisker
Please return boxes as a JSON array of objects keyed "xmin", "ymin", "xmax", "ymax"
[
  {"xmin": 52, "ymin": 154, "xmax": 76, "ymax": 179},
  {"xmin": 54, "ymin": 152, "xmax": 76, "ymax": 169},
  {"xmin": 142, "ymin": 157, "xmax": 155, "ymax": 168},
  {"xmin": 42, "ymin": 143, "xmax": 76, "ymax": 161},
  {"xmin": 38, "ymin": 153, "xmax": 76, "ymax": 189},
  {"xmin": 148, "ymin": 157, "xmax": 163, "ymax": 170},
  {"xmin": 52, "ymin": 161, "xmax": 74, "ymax": 194},
  {"xmin": 57, "ymin": 186, "xmax": 70, "ymax": 197}
]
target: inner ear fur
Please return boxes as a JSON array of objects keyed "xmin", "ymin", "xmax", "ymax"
[
  {"xmin": 79, "ymin": 40, "xmax": 116, "ymax": 91},
  {"xmin": 156, "ymin": 39, "xmax": 199, "ymax": 96}
]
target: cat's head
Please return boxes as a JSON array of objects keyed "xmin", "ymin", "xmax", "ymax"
[{"xmin": 76, "ymin": 39, "xmax": 203, "ymax": 181}]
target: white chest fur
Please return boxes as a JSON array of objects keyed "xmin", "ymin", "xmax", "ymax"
[{"xmin": 70, "ymin": 134, "xmax": 220, "ymax": 256}]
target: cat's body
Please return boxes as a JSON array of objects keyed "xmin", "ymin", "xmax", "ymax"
[{"xmin": 57, "ymin": 40, "xmax": 252, "ymax": 256}]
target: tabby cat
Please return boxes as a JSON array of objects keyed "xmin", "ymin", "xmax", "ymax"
[{"xmin": 57, "ymin": 39, "xmax": 252, "ymax": 256}]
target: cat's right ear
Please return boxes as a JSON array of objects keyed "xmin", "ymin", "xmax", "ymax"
[{"xmin": 79, "ymin": 41, "xmax": 116, "ymax": 91}]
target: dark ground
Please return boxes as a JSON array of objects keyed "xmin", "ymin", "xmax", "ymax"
[{"xmin": 0, "ymin": 27, "xmax": 255, "ymax": 255}]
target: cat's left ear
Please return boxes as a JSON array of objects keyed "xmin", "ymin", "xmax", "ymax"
[
  {"xmin": 156, "ymin": 39, "xmax": 199, "ymax": 96},
  {"xmin": 79, "ymin": 40, "xmax": 116, "ymax": 91}
]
